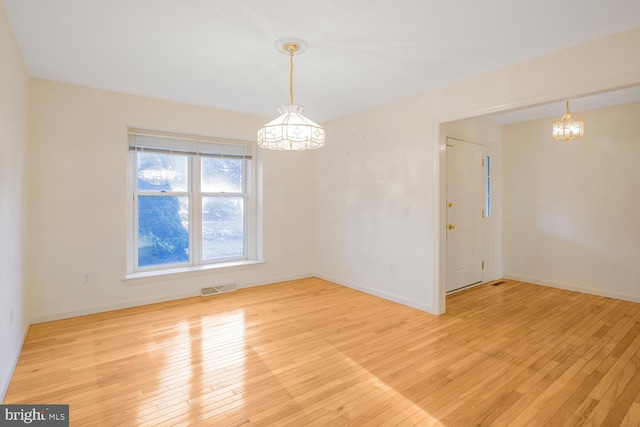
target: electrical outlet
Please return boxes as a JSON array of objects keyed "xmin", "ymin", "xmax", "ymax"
[
  {"xmin": 82, "ymin": 273, "xmax": 91, "ymax": 285},
  {"xmin": 389, "ymin": 265, "xmax": 395, "ymax": 274}
]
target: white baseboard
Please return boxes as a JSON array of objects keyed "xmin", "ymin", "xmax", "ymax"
[
  {"xmin": 30, "ymin": 274, "xmax": 316, "ymax": 324},
  {"xmin": 314, "ymin": 274, "xmax": 435, "ymax": 314},
  {"xmin": 503, "ymin": 274, "xmax": 640, "ymax": 304},
  {"xmin": 1, "ymin": 323, "xmax": 29, "ymax": 403},
  {"xmin": 30, "ymin": 290, "xmax": 200, "ymax": 324},
  {"xmin": 239, "ymin": 274, "xmax": 313, "ymax": 289}
]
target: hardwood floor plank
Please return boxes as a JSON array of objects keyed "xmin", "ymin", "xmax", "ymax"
[
  {"xmin": 499, "ymin": 307, "xmax": 637, "ymax": 425},
  {"xmin": 5, "ymin": 278, "xmax": 640, "ymax": 426},
  {"xmin": 600, "ymin": 357, "xmax": 640, "ymax": 427},
  {"xmin": 620, "ymin": 401, "xmax": 640, "ymax": 427},
  {"xmin": 580, "ymin": 343, "xmax": 640, "ymax": 426}
]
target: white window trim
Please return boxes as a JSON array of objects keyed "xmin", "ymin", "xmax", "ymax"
[
  {"xmin": 124, "ymin": 128, "xmax": 263, "ymax": 282},
  {"xmin": 123, "ymin": 260, "xmax": 266, "ymax": 285}
]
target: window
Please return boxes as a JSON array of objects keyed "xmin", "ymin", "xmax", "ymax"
[{"xmin": 128, "ymin": 131, "xmax": 256, "ymax": 273}]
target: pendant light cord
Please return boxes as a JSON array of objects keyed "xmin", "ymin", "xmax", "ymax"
[{"xmin": 289, "ymin": 49, "xmax": 294, "ymax": 105}]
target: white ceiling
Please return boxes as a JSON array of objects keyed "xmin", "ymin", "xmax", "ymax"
[{"xmin": 3, "ymin": 0, "xmax": 640, "ymax": 123}]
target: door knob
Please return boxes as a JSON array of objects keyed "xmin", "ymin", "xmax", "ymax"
[{"xmin": 448, "ymin": 224, "xmax": 455, "ymax": 230}]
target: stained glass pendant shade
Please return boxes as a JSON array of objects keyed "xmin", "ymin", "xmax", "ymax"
[{"xmin": 257, "ymin": 39, "xmax": 325, "ymax": 151}]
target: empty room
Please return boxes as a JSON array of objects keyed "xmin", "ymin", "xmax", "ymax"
[{"xmin": 2, "ymin": 1, "xmax": 640, "ymax": 426}]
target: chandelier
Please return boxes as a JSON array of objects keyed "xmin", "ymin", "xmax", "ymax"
[
  {"xmin": 257, "ymin": 39, "xmax": 325, "ymax": 151},
  {"xmin": 552, "ymin": 100, "xmax": 584, "ymax": 141}
]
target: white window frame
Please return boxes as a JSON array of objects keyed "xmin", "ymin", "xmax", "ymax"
[{"xmin": 125, "ymin": 129, "xmax": 261, "ymax": 281}]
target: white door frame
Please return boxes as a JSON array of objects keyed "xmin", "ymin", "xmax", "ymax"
[
  {"xmin": 436, "ymin": 125, "xmax": 501, "ymax": 314},
  {"xmin": 445, "ymin": 136, "xmax": 485, "ymax": 293}
]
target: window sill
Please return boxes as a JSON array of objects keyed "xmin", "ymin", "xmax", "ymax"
[{"xmin": 123, "ymin": 260, "xmax": 266, "ymax": 286}]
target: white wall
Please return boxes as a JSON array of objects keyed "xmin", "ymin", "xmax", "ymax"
[
  {"xmin": 315, "ymin": 95, "xmax": 435, "ymax": 311},
  {"xmin": 28, "ymin": 80, "xmax": 316, "ymax": 322},
  {"xmin": 316, "ymin": 27, "xmax": 640, "ymax": 314},
  {"xmin": 503, "ymin": 102, "xmax": 640, "ymax": 302},
  {"xmin": 0, "ymin": 1, "xmax": 30, "ymax": 401}
]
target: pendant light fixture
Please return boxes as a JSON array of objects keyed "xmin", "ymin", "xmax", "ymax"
[
  {"xmin": 257, "ymin": 38, "xmax": 325, "ymax": 151},
  {"xmin": 552, "ymin": 100, "xmax": 584, "ymax": 141}
]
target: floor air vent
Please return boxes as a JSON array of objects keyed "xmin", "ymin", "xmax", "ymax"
[{"xmin": 200, "ymin": 283, "xmax": 237, "ymax": 297}]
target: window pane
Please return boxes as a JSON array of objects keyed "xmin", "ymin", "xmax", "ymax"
[
  {"xmin": 137, "ymin": 152, "xmax": 187, "ymax": 192},
  {"xmin": 201, "ymin": 158, "xmax": 243, "ymax": 193},
  {"xmin": 202, "ymin": 196, "xmax": 244, "ymax": 260},
  {"xmin": 138, "ymin": 195, "xmax": 189, "ymax": 267}
]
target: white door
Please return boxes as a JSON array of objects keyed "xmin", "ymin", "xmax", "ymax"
[{"xmin": 446, "ymin": 138, "xmax": 483, "ymax": 292}]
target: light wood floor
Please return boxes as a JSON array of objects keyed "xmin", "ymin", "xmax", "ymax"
[{"xmin": 5, "ymin": 278, "xmax": 640, "ymax": 426}]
